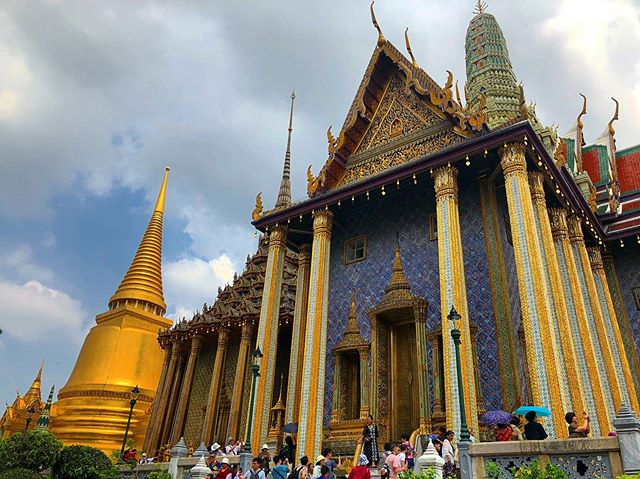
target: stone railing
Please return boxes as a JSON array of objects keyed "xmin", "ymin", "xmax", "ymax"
[{"xmin": 468, "ymin": 437, "xmax": 622, "ymax": 479}]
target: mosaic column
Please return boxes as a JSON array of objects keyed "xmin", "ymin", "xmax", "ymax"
[
  {"xmin": 428, "ymin": 334, "xmax": 444, "ymax": 421},
  {"xmin": 358, "ymin": 347, "xmax": 370, "ymax": 419},
  {"xmin": 477, "ymin": 176, "xmax": 521, "ymax": 411},
  {"xmin": 251, "ymin": 224, "xmax": 288, "ymax": 452},
  {"xmin": 330, "ymin": 354, "xmax": 342, "ymax": 422},
  {"xmin": 589, "ymin": 247, "xmax": 639, "ymax": 412},
  {"xmin": 170, "ymin": 335, "xmax": 202, "ymax": 445},
  {"xmin": 161, "ymin": 347, "xmax": 186, "ymax": 447},
  {"xmin": 602, "ymin": 253, "xmax": 640, "ymax": 397},
  {"xmin": 144, "ymin": 342, "xmax": 174, "ymax": 455},
  {"xmin": 415, "ymin": 306, "xmax": 431, "ymax": 432},
  {"xmin": 227, "ymin": 322, "xmax": 254, "ymax": 441},
  {"xmin": 549, "ymin": 207, "xmax": 610, "ymax": 435},
  {"xmin": 203, "ymin": 328, "xmax": 230, "ymax": 444},
  {"xmin": 432, "ymin": 165, "xmax": 478, "ymax": 436},
  {"xmin": 568, "ymin": 215, "xmax": 621, "ymax": 419},
  {"xmin": 297, "ymin": 209, "xmax": 332, "ymax": 460},
  {"xmin": 499, "ymin": 143, "xmax": 564, "ymax": 436},
  {"xmin": 286, "ymin": 244, "xmax": 312, "ymax": 425},
  {"xmin": 529, "ymin": 172, "xmax": 584, "ymax": 417}
]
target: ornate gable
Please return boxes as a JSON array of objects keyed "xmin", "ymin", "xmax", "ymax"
[{"xmin": 308, "ymin": 41, "xmax": 486, "ymax": 196}]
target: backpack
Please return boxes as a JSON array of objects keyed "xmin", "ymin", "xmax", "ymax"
[
  {"xmin": 291, "ymin": 465, "xmax": 305, "ymax": 479},
  {"xmin": 250, "ymin": 470, "xmax": 262, "ymax": 479}
]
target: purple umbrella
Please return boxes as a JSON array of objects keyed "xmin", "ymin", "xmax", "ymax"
[{"xmin": 480, "ymin": 410, "xmax": 513, "ymax": 425}]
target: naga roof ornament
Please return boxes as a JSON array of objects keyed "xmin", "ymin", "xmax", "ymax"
[
  {"xmin": 370, "ymin": 1, "xmax": 386, "ymax": 48},
  {"xmin": 404, "ymin": 28, "xmax": 419, "ymax": 69}
]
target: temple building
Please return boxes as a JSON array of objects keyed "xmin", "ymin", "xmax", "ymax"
[
  {"xmin": 48, "ymin": 168, "xmax": 173, "ymax": 454},
  {"xmin": 0, "ymin": 364, "xmax": 46, "ymax": 437},
  {"xmin": 145, "ymin": 2, "xmax": 640, "ymax": 460}
]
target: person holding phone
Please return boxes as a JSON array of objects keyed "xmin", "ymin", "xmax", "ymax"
[{"xmin": 565, "ymin": 411, "xmax": 590, "ymax": 437}]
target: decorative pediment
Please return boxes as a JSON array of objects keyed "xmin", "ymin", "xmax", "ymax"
[{"xmin": 309, "ymin": 41, "xmax": 483, "ymax": 196}]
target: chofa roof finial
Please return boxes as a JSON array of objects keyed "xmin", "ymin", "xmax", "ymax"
[
  {"xmin": 370, "ymin": 1, "xmax": 386, "ymax": 48},
  {"xmin": 608, "ymin": 97, "xmax": 619, "ymax": 137},
  {"xmin": 404, "ymin": 27, "xmax": 419, "ymax": 69}
]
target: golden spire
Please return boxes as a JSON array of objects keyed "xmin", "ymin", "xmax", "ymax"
[
  {"xmin": 370, "ymin": 1, "xmax": 386, "ymax": 48},
  {"xmin": 404, "ymin": 28, "xmax": 418, "ymax": 69},
  {"xmin": 577, "ymin": 93, "xmax": 587, "ymax": 141},
  {"xmin": 109, "ymin": 167, "xmax": 170, "ymax": 314},
  {"xmin": 24, "ymin": 361, "xmax": 43, "ymax": 404},
  {"xmin": 345, "ymin": 292, "xmax": 359, "ymax": 334},
  {"xmin": 608, "ymin": 97, "xmax": 619, "ymax": 137},
  {"xmin": 385, "ymin": 242, "xmax": 410, "ymax": 294},
  {"xmin": 275, "ymin": 91, "xmax": 295, "ymax": 209}
]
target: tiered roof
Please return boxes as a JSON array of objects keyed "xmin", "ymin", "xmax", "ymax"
[{"xmin": 158, "ymin": 236, "xmax": 298, "ymax": 345}]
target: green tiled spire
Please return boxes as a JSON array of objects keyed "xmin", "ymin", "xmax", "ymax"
[
  {"xmin": 465, "ymin": 5, "xmax": 520, "ymax": 129},
  {"xmin": 36, "ymin": 385, "xmax": 54, "ymax": 431}
]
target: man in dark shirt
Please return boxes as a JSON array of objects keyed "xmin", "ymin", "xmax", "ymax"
[
  {"xmin": 565, "ymin": 411, "xmax": 590, "ymax": 437},
  {"xmin": 523, "ymin": 411, "xmax": 548, "ymax": 440}
]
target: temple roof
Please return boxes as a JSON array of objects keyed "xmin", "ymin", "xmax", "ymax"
[{"xmin": 158, "ymin": 235, "xmax": 298, "ymax": 343}]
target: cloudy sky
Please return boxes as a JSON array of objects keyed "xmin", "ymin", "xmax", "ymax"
[{"xmin": 0, "ymin": 0, "xmax": 639, "ymax": 405}]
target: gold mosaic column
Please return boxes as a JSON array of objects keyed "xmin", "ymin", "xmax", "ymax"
[
  {"xmin": 358, "ymin": 347, "xmax": 370, "ymax": 419},
  {"xmin": 477, "ymin": 175, "xmax": 521, "ymax": 411},
  {"xmin": 251, "ymin": 224, "xmax": 288, "ymax": 451},
  {"xmin": 602, "ymin": 253, "xmax": 640, "ymax": 397},
  {"xmin": 549, "ymin": 208, "xmax": 610, "ymax": 435},
  {"xmin": 568, "ymin": 216, "xmax": 621, "ymax": 419},
  {"xmin": 160, "ymin": 348, "xmax": 186, "ymax": 447},
  {"xmin": 286, "ymin": 244, "xmax": 312, "ymax": 425},
  {"xmin": 330, "ymin": 354, "xmax": 342, "ymax": 422},
  {"xmin": 415, "ymin": 309, "xmax": 431, "ymax": 432},
  {"xmin": 499, "ymin": 143, "xmax": 564, "ymax": 436},
  {"xmin": 203, "ymin": 328, "xmax": 230, "ymax": 444},
  {"xmin": 588, "ymin": 247, "xmax": 639, "ymax": 412},
  {"xmin": 429, "ymin": 334, "xmax": 444, "ymax": 422},
  {"xmin": 297, "ymin": 210, "xmax": 332, "ymax": 460},
  {"xmin": 529, "ymin": 172, "xmax": 584, "ymax": 417},
  {"xmin": 432, "ymin": 165, "xmax": 478, "ymax": 435},
  {"xmin": 227, "ymin": 322, "xmax": 253, "ymax": 440},
  {"xmin": 170, "ymin": 335, "xmax": 202, "ymax": 444},
  {"xmin": 144, "ymin": 343, "xmax": 174, "ymax": 455}
]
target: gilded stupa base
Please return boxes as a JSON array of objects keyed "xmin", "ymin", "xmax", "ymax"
[{"xmin": 51, "ymin": 305, "xmax": 172, "ymax": 455}]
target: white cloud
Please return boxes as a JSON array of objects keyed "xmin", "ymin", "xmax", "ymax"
[
  {"xmin": 0, "ymin": 280, "xmax": 86, "ymax": 343},
  {"xmin": 164, "ymin": 254, "xmax": 236, "ymax": 321},
  {"xmin": 0, "ymin": 245, "xmax": 53, "ymax": 283}
]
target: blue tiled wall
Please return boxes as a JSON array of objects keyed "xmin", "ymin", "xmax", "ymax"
[
  {"xmin": 323, "ymin": 174, "xmax": 503, "ymax": 426},
  {"xmin": 611, "ymin": 246, "xmax": 640, "ymax": 359}
]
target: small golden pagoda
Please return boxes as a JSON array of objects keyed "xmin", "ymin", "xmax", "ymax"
[
  {"xmin": 50, "ymin": 168, "xmax": 173, "ymax": 454},
  {"xmin": 0, "ymin": 363, "xmax": 45, "ymax": 438}
]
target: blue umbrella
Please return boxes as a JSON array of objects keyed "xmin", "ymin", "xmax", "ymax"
[
  {"xmin": 513, "ymin": 406, "xmax": 552, "ymax": 417},
  {"xmin": 480, "ymin": 410, "xmax": 514, "ymax": 425}
]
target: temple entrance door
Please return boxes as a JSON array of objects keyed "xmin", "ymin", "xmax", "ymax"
[{"xmin": 390, "ymin": 319, "xmax": 419, "ymax": 441}]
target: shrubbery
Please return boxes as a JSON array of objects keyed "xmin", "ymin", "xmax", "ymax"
[
  {"xmin": 0, "ymin": 467, "xmax": 43, "ymax": 479},
  {"xmin": 52, "ymin": 445, "xmax": 115, "ymax": 479},
  {"xmin": 0, "ymin": 429, "xmax": 63, "ymax": 472}
]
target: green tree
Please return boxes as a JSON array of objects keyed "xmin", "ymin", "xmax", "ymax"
[
  {"xmin": 0, "ymin": 430, "xmax": 63, "ymax": 472},
  {"xmin": 52, "ymin": 445, "xmax": 115, "ymax": 479},
  {"xmin": 148, "ymin": 472, "xmax": 173, "ymax": 479}
]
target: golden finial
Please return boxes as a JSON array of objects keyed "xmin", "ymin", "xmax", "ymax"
[
  {"xmin": 404, "ymin": 28, "xmax": 418, "ymax": 69},
  {"xmin": 252, "ymin": 193, "xmax": 263, "ymax": 221},
  {"xmin": 327, "ymin": 126, "xmax": 336, "ymax": 155},
  {"xmin": 307, "ymin": 165, "xmax": 319, "ymax": 196},
  {"xmin": 608, "ymin": 97, "xmax": 619, "ymax": 137},
  {"xmin": 275, "ymin": 91, "xmax": 295, "ymax": 209},
  {"xmin": 154, "ymin": 167, "xmax": 170, "ymax": 213},
  {"xmin": 108, "ymin": 167, "xmax": 170, "ymax": 314},
  {"xmin": 577, "ymin": 93, "xmax": 587, "ymax": 131},
  {"xmin": 455, "ymin": 80, "xmax": 462, "ymax": 107},
  {"xmin": 370, "ymin": 1, "xmax": 386, "ymax": 48},
  {"xmin": 518, "ymin": 84, "xmax": 529, "ymax": 120},
  {"xmin": 474, "ymin": 0, "xmax": 488, "ymax": 14}
]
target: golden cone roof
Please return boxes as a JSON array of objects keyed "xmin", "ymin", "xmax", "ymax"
[
  {"xmin": 334, "ymin": 292, "xmax": 368, "ymax": 351},
  {"xmin": 109, "ymin": 167, "xmax": 169, "ymax": 313},
  {"xmin": 23, "ymin": 361, "xmax": 43, "ymax": 405},
  {"xmin": 385, "ymin": 243, "xmax": 411, "ymax": 294}
]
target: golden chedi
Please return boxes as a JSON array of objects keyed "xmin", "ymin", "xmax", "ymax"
[
  {"xmin": 0, "ymin": 363, "xmax": 44, "ymax": 438},
  {"xmin": 50, "ymin": 168, "xmax": 173, "ymax": 454}
]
